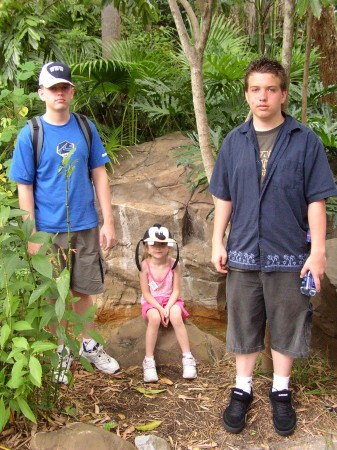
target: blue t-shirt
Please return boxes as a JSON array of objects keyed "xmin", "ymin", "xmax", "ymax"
[{"xmin": 9, "ymin": 114, "xmax": 109, "ymax": 232}]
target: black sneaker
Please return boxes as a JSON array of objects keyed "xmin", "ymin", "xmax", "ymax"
[
  {"xmin": 269, "ymin": 389, "xmax": 296, "ymax": 436},
  {"xmin": 222, "ymin": 388, "xmax": 253, "ymax": 433}
]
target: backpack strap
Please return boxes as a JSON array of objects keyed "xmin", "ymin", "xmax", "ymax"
[
  {"xmin": 73, "ymin": 112, "xmax": 92, "ymax": 154},
  {"xmin": 27, "ymin": 116, "xmax": 43, "ymax": 168},
  {"xmin": 28, "ymin": 113, "xmax": 93, "ymax": 169}
]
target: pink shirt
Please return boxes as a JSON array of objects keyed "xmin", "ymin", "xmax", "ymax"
[{"xmin": 140, "ymin": 259, "xmax": 173, "ymax": 304}]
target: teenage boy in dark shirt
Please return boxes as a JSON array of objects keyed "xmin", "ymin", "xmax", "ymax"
[{"xmin": 209, "ymin": 57, "xmax": 337, "ymax": 436}]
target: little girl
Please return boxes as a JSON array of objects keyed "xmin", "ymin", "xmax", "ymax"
[{"xmin": 136, "ymin": 224, "xmax": 197, "ymax": 382}]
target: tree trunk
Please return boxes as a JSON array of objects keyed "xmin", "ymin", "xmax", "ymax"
[
  {"xmin": 101, "ymin": 3, "xmax": 121, "ymax": 59},
  {"xmin": 301, "ymin": 9, "xmax": 313, "ymax": 125},
  {"xmin": 281, "ymin": 0, "xmax": 295, "ymax": 111},
  {"xmin": 167, "ymin": 0, "xmax": 215, "ymax": 183},
  {"xmin": 312, "ymin": 5, "xmax": 337, "ymax": 106}
]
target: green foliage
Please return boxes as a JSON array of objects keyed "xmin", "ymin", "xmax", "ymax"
[
  {"xmin": 0, "ymin": 61, "xmax": 41, "ymax": 162},
  {"xmin": 0, "ymin": 150, "xmax": 100, "ymax": 431},
  {"xmin": 109, "ymin": 0, "xmax": 159, "ymax": 25}
]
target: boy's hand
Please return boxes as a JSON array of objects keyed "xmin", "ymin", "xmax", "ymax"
[
  {"xmin": 99, "ymin": 223, "xmax": 116, "ymax": 250},
  {"xmin": 211, "ymin": 246, "xmax": 228, "ymax": 274},
  {"xmin": 300, "ymin": 252, "xmax": 326, "ymax": 293}
]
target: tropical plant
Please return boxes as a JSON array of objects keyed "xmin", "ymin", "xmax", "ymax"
[{"xmin": 0, "ymin": 150, "xmax": 99, "ymax": 432}]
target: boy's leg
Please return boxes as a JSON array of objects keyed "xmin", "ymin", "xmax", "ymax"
[
  {"xmin": 269, "ymin": 349, "xmax": 296, "ymax": 436},
  {"xmin": 71, "ymin": 290, "xmax": 95, "ymax": 338},
  {"xmin": 223, "ymin": 271, "xmax": 264, "ymax": 434}
]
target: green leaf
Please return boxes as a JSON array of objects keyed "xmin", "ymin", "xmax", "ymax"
[
  {"xmin": 55, "ymin": 296, "xmax": 65, "ymax": 323},
  {"xmin": 131, "ymin": 386, "xmax": 166, "ymax": 395},
  {"xmin": 308, "ymin": 0, "xmax": 322, "ymax": 18},
  {"xmin": 7, "ymin": 358, "xmax": 26, "ymax": 389},
  {"xmin": 103, "ymin": 421, "xmax": 118, "ymax": 431},
  {"xmin": 29, "ymin": 281, "xmax": 52, "ymax": 305},
  {"xmin": 1, "ymin": 253, "xmax": 20, "ymax": 280},
  {"xmin": 16, "ymin": 397, "xmax": 37, "ymax": 423},
  {"xmin": 0, "ymin": 398, "xmax": 10, "ymax": 433},
  {"xmin": 31, "ymin": 254, "xmax": 53, "ymax": 279},
  {"xmin": 79, "ymin": 356, "xmax": 94, "ymax": 372},
  {"xmin": 86, "ymin": 329, "xmax": 105, "ymax": 345},
  {"xmin": 39, "ymin": 307, "xmax": 55, "ymax": 330},
  {"xmin": 0, "ymin": 324, "xmax": 11, "ymax": 348},
  {"xmin": 135, "ymin": 420, "xmax": 162, "ymax": 431},
  {"xmin": 56, "ymin": 268, "xmax": 70, "ymax": 301},
  {"xmin": 28, "ymin": 231, "xmax": 52, "ymax": 244},
  {"xmin": 31, "ymin": 341, "xmax": 57, "ymax": 353},
  {"xmin": 13, "ymin": 321, "xmax": 33, "ymax": 331},
  {"xmin": 296, "ymin": 0, "xmax": 308, "ymax": 17},
  {"xmin": 29, "ymin": 355, "xmax": 42, "ymax": 387},
  {"xmin": 12, "ymin": 336, "xmax": 29, "ymax": 350}
]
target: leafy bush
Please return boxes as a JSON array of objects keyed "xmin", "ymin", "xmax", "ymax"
[{"xmin": 0, "ymin": 149, "xmax": 97, "ymax": 431}]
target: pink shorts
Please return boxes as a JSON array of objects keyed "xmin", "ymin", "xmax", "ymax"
[{"xmin": 141, "ymin": 296, "xmax": 190, "ymax": 320}]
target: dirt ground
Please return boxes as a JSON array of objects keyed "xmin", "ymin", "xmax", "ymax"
[{"xmin": 1, "ymin": 353, "xmax": 337, "ymax": 450}]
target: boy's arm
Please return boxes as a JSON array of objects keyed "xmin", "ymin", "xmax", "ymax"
[
  {"xmin": 91, "ymin": 165, "xmax": 116, "ymax": 250},
  {"xmin": 300, "ymin": 199, "xmax": 327, "ymax": 292},
  {"xmin": 211, "ymin": 197, "xmax": 233, "ymax": 274},
  {"xmin": 17, "ymin": 183, "xmax": 42, "ymax": 255}
]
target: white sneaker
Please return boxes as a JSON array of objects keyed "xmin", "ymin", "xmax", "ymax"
[
  {"xmin": 80, "ymin": 343, "xmax": 120, "ymax": 374},
  {"xmin": 182, "ymin": 355, "xmax": 197, "ymax": 379},
  {"xmin": 53, "ymin": 346, "xmax": 73, "ymax": 385},
  {"xmin": 143, "ymin": 357, "xmax": 158, "ymax": 383}
]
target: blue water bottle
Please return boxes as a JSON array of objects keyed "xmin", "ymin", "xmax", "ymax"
[{"xmin": 300, "ymin": 230, "xmax": 317, "ymax": 297}]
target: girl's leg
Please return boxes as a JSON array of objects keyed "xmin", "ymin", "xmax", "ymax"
[
  {"xmin": 145, "ymin": 308, "xmax": 161, "ymax": 356},
  {"xmin": 169, "ymin": 305, "xmax": 191, "ymax": 353}
]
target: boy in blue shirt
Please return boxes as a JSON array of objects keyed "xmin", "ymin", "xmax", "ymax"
[
  {"xmin": 209, "ymin": 57, "xmax": 337, "ymax": 436},
  {"xmin": 9, "ymin": 62, "xmax": 120, "ymax": 384}
]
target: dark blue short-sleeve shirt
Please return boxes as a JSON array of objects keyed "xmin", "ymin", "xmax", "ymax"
[{"xmin": 209, "ymin": 114, "xmax": 337, "ymax": 272}]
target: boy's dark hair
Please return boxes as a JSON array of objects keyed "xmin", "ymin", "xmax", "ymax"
[{"xmin": 244, "ymin": 57, "xmax": 287, "ymax": 92}]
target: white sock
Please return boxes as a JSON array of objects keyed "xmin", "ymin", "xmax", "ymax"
[
  {"xmin": 236, "ymin": 375, "xmax": 253, "ymax": 394},
  {"xmin": 272, "ymin": 373, "xmax": 290, "ymax": 392},
  {"xmin": 183, "ymin": 352, "xmax": 193, "ymax": 358},
  {"xmin": 83, "ymin": 339, "xmax": 97, "ymax": 351},
  {"xmin": 145, "ymin": 355, "xmax": 154, "ymax": 360}
]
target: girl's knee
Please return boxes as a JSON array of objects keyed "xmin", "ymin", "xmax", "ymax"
[
  {"xmin": 147, "ymin": 309, "xmax": 161, "ymax": 325},
  {"xmin": 170, "ymin": 306, "xmax": 183, "ymax": 325}
]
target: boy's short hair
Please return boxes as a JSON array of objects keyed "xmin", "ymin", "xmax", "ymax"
[{"xmin": 244, "ymin": 57, "xmax": 287, "ymax": 92}]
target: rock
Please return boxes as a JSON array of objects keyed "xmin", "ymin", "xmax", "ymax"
[
  {"xmin": 30, "ymin": 422, "xmax": 136, "ymax": 450},
  {"xmin": 312, "ymin": 238, "xmax": 337, "ymax": 338},
  {"xmin": 105, "ymin": 316, "xmax": 225, "ymax": 367},
  {"xmin": 135, "ymin": 435, "xmax": 170, "ymax": 450},
  {"xmin": 94, "ymin": 132, "xmax": 223, "ymax": 316},
  {"xmin": 270, "ymin": 434, "xmax": 337, "ymax": 449}
]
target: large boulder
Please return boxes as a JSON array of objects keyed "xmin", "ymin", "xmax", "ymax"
[
  {"xmin": 30, "ymin": 422, "xmax": 136, "ymax": 450},
  {"xmin": 105, "ymin": 316, "xmax": 225, "ymax": 367},
  {"xmin": 95, "ymin": 132, "xmax": 224, "ymax": 316}
]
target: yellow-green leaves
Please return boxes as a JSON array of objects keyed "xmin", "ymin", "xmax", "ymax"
[{"xmin": 135, "ymin": 420, "xmax": 162, "ymax": 431}]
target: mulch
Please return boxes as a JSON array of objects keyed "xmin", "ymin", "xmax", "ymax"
[{"xmin": 1, "ymin": 353, "xmax": 337, "ymax": 450}]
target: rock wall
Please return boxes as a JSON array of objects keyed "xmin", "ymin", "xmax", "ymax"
[
  {"xmin": 95, "ymin": 132, "xmax": 337, "ymax": 352},
  {"xmin": 95, "ymin": 132, "xmax": 226, "ymax": 317}
]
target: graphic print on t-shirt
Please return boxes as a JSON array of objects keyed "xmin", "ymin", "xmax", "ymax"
[{"xmin": 56, "ymin": 140, "xmax": 75, "ymax": 157}]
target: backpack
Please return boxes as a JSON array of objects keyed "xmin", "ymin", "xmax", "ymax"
[{"xmin": 27, "ymin": 112, "xmax": 92, "ymax": 168}]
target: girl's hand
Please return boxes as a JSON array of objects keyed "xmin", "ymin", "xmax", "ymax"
[{"xmin": 160, "ymin": 307, "xmax": 169, "ymax": 327}]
